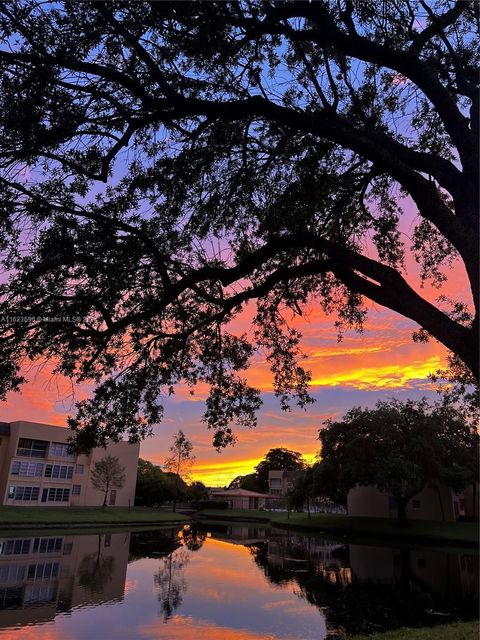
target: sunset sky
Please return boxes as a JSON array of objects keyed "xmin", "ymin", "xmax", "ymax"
[{"xmin": 1, "ymin": 298, "xmax": 457, "ymax": 486}]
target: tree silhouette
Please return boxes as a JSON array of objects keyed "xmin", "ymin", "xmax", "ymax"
[
  {"xmin": 164, "ymin": 430, "xmax": 195, "ymax": 512},
  {"xmin": 90, "ymin": 455, "xmax": 126, "ymax": 508},
  {"xmin": 0, "ymin": 2, "xmax": 477, "ymax": 450}
]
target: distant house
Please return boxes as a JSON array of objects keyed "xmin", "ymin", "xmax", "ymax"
[
  {"xmin": 0, "ymin": 421, "xmax": 139, "ymax": 508},
  {"xmin": 209, "ymin": 488, "xmax": 270, "ymax": 510},
  {"xmin": 268, "ymin": 470, "xmax": 302, "ymax": 496},
  {"xmin": 347, "ymin": 484, "xmax": 473, "ymax": 522}
]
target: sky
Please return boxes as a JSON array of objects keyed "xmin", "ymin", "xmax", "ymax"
[{"xmin": 0, "ymin": 299, "xmax": 455, "ymax": 487}]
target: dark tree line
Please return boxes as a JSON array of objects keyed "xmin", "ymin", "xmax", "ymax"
[{"xmin": 0, "ymin": 1, "xmax": 477, "ymax": 449}]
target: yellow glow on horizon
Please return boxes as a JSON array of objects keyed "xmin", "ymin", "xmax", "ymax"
[
  {"xmin": 190, "ymin": 452, "xmax": 318, "ymax": 487},
  {"xmin": 308, "ymin": 356, "xmax": 443, "ymax": 390}
]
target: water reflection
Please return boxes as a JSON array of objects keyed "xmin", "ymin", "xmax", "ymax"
[
  {"xmin": 0, "ymin": 525, "xmax": 476, "ymax": 639},
  {"xmin": 0, "ymin": 531, "xmax": 131, "ymax": 630}
]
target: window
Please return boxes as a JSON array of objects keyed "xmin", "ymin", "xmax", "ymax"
[
  {"xmin": 270, "ymin": 489, "xmax": 282, "ymax": 495},
  {"xmin": 109, "ymin": 490, "xmax": 117, "ymax": 506},
  {"xmin": 11, "ymin": 461, "xmax": 43, "ymax": 477},
  {"xmin": 16, "ymin": 438, "xmax": 48, "ymax": 458},
  {"xmin": 0, "ymin": 565, "xmax": 26, "ymax": 583},
  {"xmin": 44, "ymin": 464, "xmax": 73, "ymax": 479},
  {"xmin": 72, "ymin": 485, "xmax": 81, "ymax": 495},
  {"xmin": 8, "ymin": 486, "xmax": 40, "ymax": 501},
  {"xmin": 269, "ymin": 478, "xmax": 282, "ymax": 486},
  {"xmin": 24, "ymin": 583, "xmax": 56, "ymax": 604},
  {"xmin": 27, "ymin": 562, "xmax": 59, "ymax": 581},
  {"xmin": 412, "ymin": 499, "xmax": 421, "ymax": 509},
  {"xmin": 32, "ymin": 537, "xmax": 63, "ymax": 553},
  {"xmin": 41, "ymin": 487, "xmax": 70, "ymax": 503},
  {"xmin": 75, "ymin": 464, "xmax": 84, "ymax": 474},
  {"xmin": 0, "ymin": 539, "xmax": 31, "ymax": 556},
  {"xmin": 388, "ymin": 496, "xmax": 398, "ymax": 510},
  {"xmin": 49, "ymin": 442, "xmax": 74, "ymax": 458}
]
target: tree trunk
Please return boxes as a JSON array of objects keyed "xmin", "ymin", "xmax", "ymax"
[
  {"xmin": 307, "ymin": 496, "xmax": 311, "ymax": 519},
  {"xmin": 102, "ymin": 490, "xmax": 108, "ymax": 508},
  {"xmin": 395, "ymin": 497, "xmax": 409, "ymax": 527}
]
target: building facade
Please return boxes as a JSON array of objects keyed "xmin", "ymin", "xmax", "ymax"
[
  {"xmin": 209, "ymin": 488, "xmax": 270, "ymax": 510},
  {"xmin": 268, "ymin": 470, "xmax": 302, "ymax": 496},
  {"xmin": 0, "ymin": 421, "xmax": 139, "ymax": 507},
  {"xmin": 347, "ymin": 484, "xmax": 469, "ymax": 522}
]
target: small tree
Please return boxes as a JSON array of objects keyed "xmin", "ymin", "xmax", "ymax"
[
  {"xmin": 164, "ymin": 430, "xmax": 195, "ymax": 512},
  {"xmin": 90, "ymin": 455, "xmax": 126, "ymax": 508}
]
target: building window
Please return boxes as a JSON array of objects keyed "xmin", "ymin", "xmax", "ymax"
[
  {"xmin": 49, "ymin": 442, "xmax": 74, "ymax": 459},
  {"xmin": 16, "ymin": 438, "xmax": 48, "ymax": 458},
  {"xmin": 11, "ymin": 461, "xmax": 43, "ymax": 477},
  {"xmin": 41, "ymin": 488, "xmax": 70, "ymax": 503},
  {"xmin": 269, "ymin": 478, "xmax": 282, "ymax": 486},
  {"xmin": 0, "ymin": 539, "xmax": 31, "ymax": 556},
  {"xmin": 27, "ymin": 562, "xmax": 59, "ymax": 581},
  {"xmin": 32, "ymin": 537, "xmax": 63, "ymax": 553},
  {"xmin": 412, "ymin": 499, "xmax": 421, "ymax": 509},
  {"xmin": 24, "ymin": 584, "xmax": 57, "ymax": 604},
  {"xmin": 0, "ymin": 565, "xmax": 27, "ymax": 583},
  {"xmin": 72, "ymin": 485, "xmax": 81, "ymax": 495},
  {"xmin": 75, "ymin": 464, "xmax": 84, "ymax": 474},
  {"xmin": 8, "ymin": 486, "xmax": 40, "ymax": 501},
  {"xmin": 109, "ymin": 490, "xmax": 117, "ymax": 506},
  {"xmin": 44, "ymin": 464, "xmax": 73, "ymax": 479}
]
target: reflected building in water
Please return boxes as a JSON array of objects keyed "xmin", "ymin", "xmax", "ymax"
[{"xmin": 0, "ymin": 531, "xmax": 130, "ymax": 628}]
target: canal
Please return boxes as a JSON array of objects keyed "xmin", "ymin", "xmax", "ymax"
[{"xmin": 0, "ymin": 524, "xmax": 477, "ymax": 639}]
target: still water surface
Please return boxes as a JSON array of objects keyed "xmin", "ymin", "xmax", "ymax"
[{"xmin": 0, "ymin": 524, "xmax": 477, "ymax": 639}]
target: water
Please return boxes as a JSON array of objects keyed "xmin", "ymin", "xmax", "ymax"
[{"xmin": 0, "ymin": 524, "xmax": 477, "ymax": 639}]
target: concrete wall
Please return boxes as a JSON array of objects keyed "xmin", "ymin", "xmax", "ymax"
[
  {"xmin": 347, "ymin": 484, "xmax": 463, "ymax": 522},
  {"xmin": 347, "ymin": 486, "xmax": 392, "ymax": 518}
]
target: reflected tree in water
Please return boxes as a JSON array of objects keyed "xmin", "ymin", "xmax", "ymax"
[
  {"xmin": 77, "ymin": 535, "xmax": 115, "ymax": 595},
  {"xmin": 249, "ymin": 535, "xmax": 478, "ymax": 637},
  {"xmin": 154, "ymin": 525, "xmax": 206, "ymax": 621}
]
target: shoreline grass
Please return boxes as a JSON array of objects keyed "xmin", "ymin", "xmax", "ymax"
[
  {"xmin": 197, "ymin": 509, "xmax": 479, "ymax": 547},
  {"xmin": 351, "ymin": 621, "xmax": 478, "ymax": 640},
  {"xmin": 0, "ymin": 505, "xmax": 189, "ymax": 530}
]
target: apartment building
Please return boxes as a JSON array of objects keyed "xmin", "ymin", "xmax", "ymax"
[
  {"xmin": 0, "ymin": 421, "xmax": 139, "ymax": 507},
  {"xmin": 268, "ymin": 470, "xmax": 303, "ymax": 496}
]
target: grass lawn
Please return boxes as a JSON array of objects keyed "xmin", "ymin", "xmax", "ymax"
[
  {"xmin": 0, "ymin": 505, "xmax": 188, "ymax": 528},
  {"xmin": 198, "ymin": 509, "xmax": 479, "ymax": 546},
  {"xmin": 352, "ymin": 621, "xmax": 478, "ymax": 640}
]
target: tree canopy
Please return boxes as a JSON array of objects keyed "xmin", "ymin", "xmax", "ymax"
[
  {"xmin": 0, "ymin": 1, "xmax": 477, "ymax": 450},
  {"xmin": 317, "ymin": 398, "xmax": 479, "ymax": 525}
]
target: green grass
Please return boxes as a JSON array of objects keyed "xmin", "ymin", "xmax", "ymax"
[
  {"xmin": 197, "ymin": 509, "xmax": 479, "ymax": 546},
  {"xmin": 0, "ymin": 505, "xmax": 189, "ymax": 528},
  {"xmin": 351, "ymin": 621, "xmax": 478, "ymax": 640}
]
